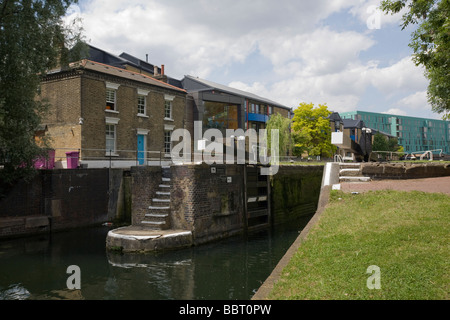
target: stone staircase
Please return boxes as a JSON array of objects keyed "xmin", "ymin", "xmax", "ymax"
[
  {"xmin": 141, "ymin": 166, "xmax": 172, "ymax": 230},
  {"xmin": 339, "ymin": 163, "xmax": 371, "ymax": 183}
]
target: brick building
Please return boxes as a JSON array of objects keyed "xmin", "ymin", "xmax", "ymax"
[
  {"xmin": 38, "ymin": 45, "xmax": 294, "ymax": 167},
  {"xmin": 40, "ymin": 59, "xmax": 187, "ymax": 168}
]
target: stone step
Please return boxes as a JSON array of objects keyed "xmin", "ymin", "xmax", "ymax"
[
  {"xmin": 339, "ymin": 162, "xmax": 361, "ymax": 167},
  {"xmin": 149, "ymin": 206, "xmax": 170, "ymax": 210},
  {"xmin": 339, "ymin": 176, "xmax": 371, "ymax": 182},
  {"xmin": 153, "ymin": 198, "xmax": 170, "ymax": 203},
  {"xmin": 340, "ymin": 169, "xmax": 362, "ymax": 176},
  {"xmin": 141, "ymin": 221, "xmax": 165, "ymax": 225},
  {"xmin": 159, "ymin": 184, "xmax": 171, "ymax": 188},
  {"xmin": 162, "ymin": 177, "xmax": 171, "ymax": 182},
  {"xmin": 145, "ymin": 213, "xmax": 169, "ymax": 218},
  {"xmin": 140, "ymin": 221, "xmax": 167, "ymax": 230},
  {"xmin": 156, "ymin": 191, "xmax": 170, "ymax": 196}
]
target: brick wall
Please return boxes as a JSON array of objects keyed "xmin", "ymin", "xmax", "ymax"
[
  {"xmin": 130, "ymin": 166, "xmax": 162, "ymax": 226},
  {"xmin": 41, "ymin": 69, "xmax": 187, "ymax": 165},
  {"xmin": 170, "ymin": 164, "xmax": 245, "ymax": 244},
  {"xmin": 0, "ymin": 169, "xmax": 112, "ymax": 238},
  {"xmin": 40, "ymin": 74, "xmax": 82, "ymax": 162},
  {"xmin": 80, "ymin": 72, "xmax": 186, "ymax": 161}
]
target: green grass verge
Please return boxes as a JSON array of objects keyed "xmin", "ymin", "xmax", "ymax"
[{"xmin": 268, "ymin": 190, "xmax": 449, "ymax": 300}]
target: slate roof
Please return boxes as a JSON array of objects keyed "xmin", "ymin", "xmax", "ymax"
[
  {"xmin": 70, "ymin": 59, "xmax": 186, "ymax": 93},
  {"xmin": 183, "ymin": 75, "xmax": 291, "ymax": 110}
]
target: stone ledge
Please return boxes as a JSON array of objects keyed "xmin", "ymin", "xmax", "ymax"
[
  {"xmin": 106, "ymin": 226, "xmax": 193, "ymax": 253},
  {"xmin": 361, "ymin": 162, "xmax": 449, "ymax": 179}
]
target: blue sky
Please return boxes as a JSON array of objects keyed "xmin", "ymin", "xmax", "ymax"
[{"xmin": 66, "ymin": 0, "xmax": 441, "ymax": 119}]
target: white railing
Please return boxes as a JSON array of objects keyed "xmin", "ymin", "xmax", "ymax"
[
  {"xmin": 371, "ymin": 151, "xmax": 406, "ymax": 161},
  {"xmin": 38, "ymin": 147, "xmax": 170, "ymax": 169},
  {"xmin": 415, "ymin": 149, "xmax": 443, "ymax": 161}
]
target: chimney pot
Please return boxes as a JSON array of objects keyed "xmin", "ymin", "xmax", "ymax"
[
  {"xmin": 154, "ymin": 65, "xmax": 158, "ymax": 75},
  {"xmin": 161, "ymin": 65, "xmax": 165, "ymax": 76}
]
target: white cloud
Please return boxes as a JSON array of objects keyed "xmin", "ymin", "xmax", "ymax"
[
  {"xmin": 382, "ymin": 108, "xmax": 408, "ymax": 116},
  {"xmin": 72, "ymin": 0, "xmax": 370, "ymax": 79},
  {"xmin": 258, "ymin": 27, "xmax": 375, "ymax": 77},
  {"xmin": 68, "ymin": 0, "xmax": 434, "ymax": 118},
  {"xmin": 396, "ymin": 91, "xmax": 430, "ymax": 111},
  {"xmin": 368, "ymin": 57, "xmax": 428, "ymax": 96},
  {"xmin": 349, "ymin": 0, "xmax": 408, "ymax": 29}
]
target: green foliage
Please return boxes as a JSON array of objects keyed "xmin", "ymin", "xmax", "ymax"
[
  {"xmin": 381, "ymin": 0, "xmax": 450, "ymax": 119},
  {"xmin": 265, "ymin": 113, "xmax": 292, "ymax": 157},
  {"xmin": 0, "ymin": 0, "xmax": 83, "ymax": 194},
  {"xmin": 291, "ymin": 102, "xmax": 336, "ymax": 158},
  {"xmin": 372, "ymin": 132, "xmax": 401, "ymax": 152}
]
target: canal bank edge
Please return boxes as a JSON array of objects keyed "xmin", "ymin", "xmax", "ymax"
[
  {"xmin": 251, "ymin": 161, "xmax": 450, "ymax": 300},
  {"xmin": 251, "ymin": 163, "xmax": 337, "ymax": 300}
]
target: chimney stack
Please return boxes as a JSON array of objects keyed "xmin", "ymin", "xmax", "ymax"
[
  {"xmin": 154, "ymin": 65, "xmax": 159, "ymax": 75},
  {"xmin": 161, "ymin": 64, "xmax": 165, "ymax": 76}
]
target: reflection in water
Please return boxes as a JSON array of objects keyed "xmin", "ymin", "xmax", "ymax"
[{"xmin": 0, "ymin": 214, "xmax": 312, "ymax": 300}]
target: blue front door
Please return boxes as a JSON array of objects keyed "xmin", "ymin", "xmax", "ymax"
[{"xmin": 137, "ymin": 135, "xmax": 145, "ymax": 165}]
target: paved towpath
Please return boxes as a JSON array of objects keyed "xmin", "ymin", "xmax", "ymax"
[{"xmin": 340, "ymin": 176, "xmax": 450, "ymax": 195}]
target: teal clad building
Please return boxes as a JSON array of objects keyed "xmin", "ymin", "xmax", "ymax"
[{"xmin": 339, "ymin": 111, "xmax": 450, "ymax": 154}]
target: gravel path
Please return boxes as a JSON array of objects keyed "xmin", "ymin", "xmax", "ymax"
[{"xmin": 340, "ymin": 176, "xmax": 450, "ymax": 195}]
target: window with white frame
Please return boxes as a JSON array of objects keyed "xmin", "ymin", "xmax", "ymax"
[
  {"xmin": 105, "ymin": 82, "xmax": 120, "ymax": 111},
  {"xmin": 164, "ymin": 94, "xmax": 175, "ymax": 120},
  {"xmin": 164, "ymin": 100, "xmax": 172, "ymax": 119},
  {"xmin": 164, "ymin": 131, "xmax": 172, "ymax": 155},
  {"xmin": 138, "ymin": 95, "xmax": 146, "ymax": 115},
  {"xmin": 106, "ymin": 89, "xmax": 116, "ymax": 110},
  {"xmin": 106, "ymin": 124, "xmax": 116, "ymax": 154},
  {"xmin": 106, "ymin": 117, "xmax": 120, "ymax": 155},
  {"xmin": 137, "ymin": 89, "xmax": 150, "ymax": 116}
]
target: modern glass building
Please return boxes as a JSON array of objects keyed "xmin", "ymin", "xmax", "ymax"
[{"xmin": 339, "ymin": 111, "xmax": 450, "ymax": 154}]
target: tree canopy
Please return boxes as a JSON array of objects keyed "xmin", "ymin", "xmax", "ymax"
[
  {"xmin": 291, "ymin": 102, "xmax": 336, "ymax": 158},
  {"xmin": 265, "ymin": 112, "xmax": 292, "ymax": 158},
  {"xmin": 372, "ymin": 132, "xmax": 401, "ymax": 152},
  {"xmin": 0, "ymin": 0, "xmax": 82, "ymax": 194},
  {"xmin": 381, "ymin": 0, "xmax": 450, "ymax": 119}
]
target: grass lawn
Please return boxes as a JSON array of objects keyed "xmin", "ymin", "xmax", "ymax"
[{"xmin": 268, "ymin": 190, "xmax": 449, "ymax": 300}]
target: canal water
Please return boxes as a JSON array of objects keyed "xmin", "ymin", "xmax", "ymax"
[{"xmin": 0, "ymin": 215, "xmax": 313, "ymax": 300}]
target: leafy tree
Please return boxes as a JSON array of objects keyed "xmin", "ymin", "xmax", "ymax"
[
  {"xmin": 291, "ymin": 102, "xmax": 336, "ymax": 158},
  {"xmin": 0, "ymin": 0, "xmax": 83, "ymax": 195},
  {"xmin": 265, "ymin": 112, "xmax": 292, "ymax": 158},
  {"xmin": 381, "ymin": 0, "xmax": 450, "ymax": 119},
  {"xmin": 291, "ymin": 130, "xmax": 309, "ymax": 157},
  {"xmin": 372, "ymin": 132, "xmax": 403, "ymax": 160}
]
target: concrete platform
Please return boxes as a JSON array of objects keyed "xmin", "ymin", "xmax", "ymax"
[{"xmin": 106, "ymin": 226, "xmax": 193, "ymax": 253}]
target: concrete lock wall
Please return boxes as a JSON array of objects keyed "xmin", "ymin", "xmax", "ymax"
[{"xmin": 270, "ymin": 165, "xmax": 324, "ymax": 225}]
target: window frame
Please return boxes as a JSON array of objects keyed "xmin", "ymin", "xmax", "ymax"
[
  {"xmin": 106, "ymin": 124, "xmax": 117, "ymax": 155},
  {"xmin": 106, "ymin": 89, "xmax": 116, "ymax": 111},
  {"xmin": 164, "ymin": 94, "xmax": 175, "ymax": 121},
  {"xmin": 105, "ymin": 117, "xmax": 120, "ymax": 156},
  {"xmin": 137, "ymin": 95, "xmax": 146, "ymax": 116},
  {"xmin": 105, "ymin": 82, "xmax": 120, "ymax": 112},
  {"xmin": 164, "ymin": 130, "xmax": 172, "ymax": 156},
  {"xmin": 137, "ymin": 88, "xmax": 150, "ymax": 117},
  {"xmin": 164, "ymin": 100, "xmax": 172, "ymax": 120}
]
